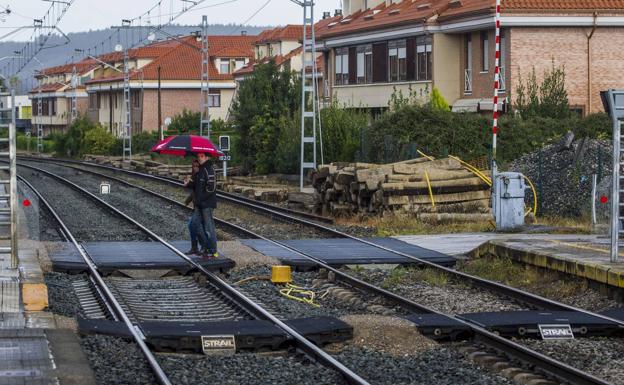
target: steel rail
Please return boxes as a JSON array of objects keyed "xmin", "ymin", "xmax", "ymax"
[
  {"xmin": 15, "ymin": 161, "xmax": 371, "ymax": 385},
  {"xmin": 19, "ymin": 158, "xmax": 617, "ymax": 385},
  {"xmin": 17, "ymin": 156, "xmax": 334, "ymax": 224},
  {"xmin": 23, "ymin": 157, "xmax": 624, "ymax": 322},
  {"xmin": 15, "ymin": 174, "xmax": 173, "ymax": 385}
]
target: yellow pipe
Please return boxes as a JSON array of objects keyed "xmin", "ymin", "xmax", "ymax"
[
  {"xmin": 417, "ymin": 149, "xmax": 435, "ymax": 161},
  {"xmin": 424, "ymin": 170, "xmax": 435, "ymax": 207},
  {"xmin": 522, "ymin": 174, "xmax": 538, "ymax": 218},
  {"xmin": 448, "ymin": 155, "xmax": 492, "ymax": 187}
]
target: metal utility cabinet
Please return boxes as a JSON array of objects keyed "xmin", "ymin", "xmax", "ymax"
[{"xmin": 494, "ymin": 172, "xmax": 526, "ymax": 231}]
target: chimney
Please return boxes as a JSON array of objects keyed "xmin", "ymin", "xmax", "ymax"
[
  {"xmin": 334, "ymin": 9, "xmax": 342, "ymax": 16},
  {"xmin": 241, "ymin": 30, "xmax": 247, "ymax": 36},
  {"xmin": 323, "ymin": 11, "xmax": 331, "ymax": 19}
]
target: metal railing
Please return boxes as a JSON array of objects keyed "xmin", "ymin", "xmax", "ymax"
[{"xmin": 464, "ymin": 68, "xmax": 472, "ymax": 93}]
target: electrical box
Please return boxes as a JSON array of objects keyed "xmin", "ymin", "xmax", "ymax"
[{"xmin": 494, "ymin": 172, "xmax": 525, "ymax": 230}]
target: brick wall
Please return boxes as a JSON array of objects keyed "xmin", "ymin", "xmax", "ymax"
[
  {"xmin": 510, "ymin": 27, "xmax": 624, "ymax": 114},
  {"xmin": 459, "ymin": 29, "xmax": 511, "ymax": 101},
  {"xmin": 141, "ymin": 88, "xmax": 233, "ymax": 132}
]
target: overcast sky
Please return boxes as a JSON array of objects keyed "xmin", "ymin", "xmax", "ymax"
[{"xmin": 2, "ymin": 0, "xmax": 342, "ymax": 37}]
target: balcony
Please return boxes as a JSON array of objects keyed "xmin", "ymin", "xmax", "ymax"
[{"xmin": 464, "ymin": 68, "xmax": 472, "ymax": 93}]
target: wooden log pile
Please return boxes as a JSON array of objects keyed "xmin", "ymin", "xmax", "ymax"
[
  {"xmin": 83, "ymin": 154, "xmax": 240, "ymax": 181},
  {"xmin": 311, "ymin": 157, "xmax": 492, "ymax": 217}
]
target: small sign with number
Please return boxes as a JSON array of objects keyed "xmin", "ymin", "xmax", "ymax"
[
  {"xmin": 218, "ymin": 155, "xmax": 231, "ymax": 161},
  {"xmin": 538, "ymin": 324, "xmax": 574, "ymax": 340},
  {"xmin": 100, "ymin": 182, "xmax": 111, "ymax": 194},
  {"xmin": 201, "ymin": 335, "xmax": 236, "ymax": 355}
]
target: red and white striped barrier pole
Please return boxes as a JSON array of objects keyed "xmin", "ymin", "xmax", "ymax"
[
  {"xmin": 492, "ymin": 0, "xmax": 502, "ymax": 219},
  {"xmin": 492, "ymin": 0, "xmax": 501, "ymax": 167}
]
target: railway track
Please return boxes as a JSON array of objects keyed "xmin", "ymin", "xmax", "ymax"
[
  {"xmin": 16, "ymin": 162, "xmax": 370, "ymax": 385},
  {"xmin": 16, "ymin": 156, "xmax": 620, "ymax": 385}
]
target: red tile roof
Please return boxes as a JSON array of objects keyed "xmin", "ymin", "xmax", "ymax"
[
  {"xmin": 255, "ymin": 25, "xmax": 304, "ymax": 43},
  {"xmin": 316, "ymin": 0, "xmax": 624, "ymax": 38},
  {"xmin": 234, "ymin": 46, "xmax": 303, "ymax": 76},
  {"xmin": 37, "ymin": 58, "xmax": 99, "ymax": 76},
  {"xmin": 29, "ymin": 82, "xmax": 67, "ymax": 93},
  {"xmin": 85, "ymin": 35, "xmax": 255, "ymax": 85}
]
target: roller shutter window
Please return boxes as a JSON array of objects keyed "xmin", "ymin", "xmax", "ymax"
[
  {"xmin": 372, "ymin": 42, "xmax": 387, "ymax": 83},
  {"xmin": 416, "ymin": 36, "xmax": 432, "ymax": 81},
  {"xmin": 334, "ymin": 48, "xmax": 349, "ymax": 85},
  {"xmin": 481, "ymin": 31, "xmax": 489, "ymax": 71},
  {"xmin": 356, "ymin": 44, "xmax": 372, "ymax": 84}
]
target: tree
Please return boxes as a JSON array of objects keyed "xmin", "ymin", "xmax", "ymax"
[
  {"xmin": 514, "ymin": 63, "xmax": 569, "ymax": 119},
  {"xmin": 229, "ymin": 60, "xmax": 300, "ymax": 172},
  {"xmin": 429, "ymin": 87, "xmax": 450, "ymax": 111},
  {"xmin": 167, "ymin": 108, "xmax": 200, "ymax": 134}
]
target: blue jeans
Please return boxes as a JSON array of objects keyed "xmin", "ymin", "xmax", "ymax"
[
  {"xmin": 187, "ymin": 216, "xmax": 206, "ymax": 249},
  {"xmin": 191, "ymin": 207, "xmax": 217, "ymax": 254}
]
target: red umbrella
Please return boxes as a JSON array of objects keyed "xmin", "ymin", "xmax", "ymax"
[{"xmin": 150, "ymin": 135, "xmax": 224, "ymax": 157}]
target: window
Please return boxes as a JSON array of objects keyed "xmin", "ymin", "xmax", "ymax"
[
  {"xmin": 131, "ymin": 91, "xmax": 140, "ymax": 108},
  {"xmin": 42, "ymin": 98, "xmax": 49, "ymax": 116},
  {"xmin": 334, "ymin": 48, "xmax": 349, "ymax": 85},
  {"xmin": 500, "ymin": 30, "xmax": 505, "ymax": 66},
  {"xmin": 220, "ymin": 60, "xmax": 230, "ymax": 74},
  {"xmin": 416, "ymin": 36, "xmax": 432, "ymax": 81},
  {"xmin": 465, "ymin": 34, "xmax": 472, "ymax": 70},
  {"xmin": 388, "ymin": 41, "xmax": 397, "ymax": 82},
  {"xmin": 89, "ymin": 93, "xmax": 97, "ymax": 109},
  {"xmin": 356, "ymin": 45, "xmax": 372, "ymax": 84},
  {"xmin": 235, "ymin": 59, "xmax": 245, "ymax": 71},
  {"xmin": 208, "ymin": 94, "xmax": 221, "ymax": 107},
  {"xmin": 97, "ymin": 93, "xmax": 101, "ymax": 109},
  {"xmin": 388, "ymin": 40, "xmax": 406, "ymax": 82},
  {"xmin": 481, "ymin": 31, "xmax": 489, "ymax": 71},
  {"xmin": 50, "ymin": 98, "xmax": 56, "ymax": 116}
]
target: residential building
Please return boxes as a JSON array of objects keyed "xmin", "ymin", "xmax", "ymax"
[
  {"xmin": 234, "ymin": 19, "xmax": 340, "ymax": 101},
  {"xmin": 0, "ymin": 94, "xmax": 32, "ymax": 132},
  {"xmin": 84, "ymin": 35, "xmax": 255, "ymax": 136},
  {"xmin": 29, "ymin": 59, "xmax": 97, "ymax": 134},
  {"xmin": 315, "ymin": 0, "xmax": 624, "ymax": 115}
]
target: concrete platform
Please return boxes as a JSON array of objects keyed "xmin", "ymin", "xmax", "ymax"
[
  {"xmin": 0, "ymin": 182, "xmax": 97, "ymax": 385},
  {"xmin": 400, "ymin": 232, "xmax": 624, "ymax": 291},
  {"xmin": 469, "ymin": 234, "xmax": 624, "ymax": 289},
  {"xmin": 240, "ymin": 237, "xmax": 456, "ymax": 268}
]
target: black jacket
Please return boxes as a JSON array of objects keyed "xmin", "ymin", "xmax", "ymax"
[{"xmin": 190, "ymin": 162, "xmax": 217, "ymax": 209}]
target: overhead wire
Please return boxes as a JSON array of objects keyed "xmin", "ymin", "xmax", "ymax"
[{"xmin": 229, "ymin": 0, "xmax": 272, "ymax": 35}]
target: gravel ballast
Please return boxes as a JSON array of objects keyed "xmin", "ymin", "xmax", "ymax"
[
  {"xmin": 44, "ymin": 271, "xmax": 85, "ymax": 318},
  {"xmin": 61, "ymin": 161, "xmax": 355, "ymax": 239},
  {"xmin": 354, "ymin": 268, "xmax": 527, "ymax": 314},
  {"xmin": 520, "ymin": 337, "xmax": 624, "ymax": 385},
  {"xmin": 21, "ymin": 161, "xmax": 192, "ymax": 241},
  {"xmin": 18, "ymin": 166, "xmax": 148, "ymax": 241}
]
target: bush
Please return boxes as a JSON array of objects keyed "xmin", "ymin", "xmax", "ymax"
[
  {"xmin": 365, "ymin": 104, "xmax": 490, "ymax": 163},
  {"xmin": 319, "ymin": 103, "xmax": 369, "ymax": 163},
  {"xmin": 83, "ymin": 127, "xmax": 116, "ymax": 155}
]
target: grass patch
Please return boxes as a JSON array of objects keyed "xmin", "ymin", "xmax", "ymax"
[
  {"xmin": 458, "ymin": 255, "xmax": 587, "ymax": 300},
  {"xmin": 535, "ymin": 215, "xmax": 593, "ymax": 234},
  {"xmin": 336, "ymin": 213, "xmax": 493, "ymax": 236},
  {"xmin": 381, "ymin": 267, "xmax": 449, "ymax": 289}
]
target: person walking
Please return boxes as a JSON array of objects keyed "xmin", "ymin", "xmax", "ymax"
[
  {"xmin": 188, "ymin": 152, "xmax": 218, "ymax": 258},
  {"xmin": 183, "ymin": 159, "xmax": 202, "ymax": 255}
]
